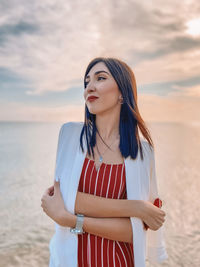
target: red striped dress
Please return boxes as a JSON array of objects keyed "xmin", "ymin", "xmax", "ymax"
[{"xmin": 77, "ymin": 157, "xmax": 134, "ymax": 267}]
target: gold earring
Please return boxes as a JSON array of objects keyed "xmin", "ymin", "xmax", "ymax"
[{"xmin": 118, "ymin": 95, "xmax": 124, "ymax": 104}]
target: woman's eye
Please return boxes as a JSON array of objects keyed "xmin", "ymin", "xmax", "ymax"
[
  {"xmin": 98, "ymin": 76, "xmax": 106, "ymax": 81},
  {"xmin": 84, "ymin": 77, "xmax": 105, "ymax": 88}
]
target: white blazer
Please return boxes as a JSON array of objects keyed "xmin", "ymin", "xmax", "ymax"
[{"xmin": 49, "ymin": 122, "xmax": 168, "ymax": 267}]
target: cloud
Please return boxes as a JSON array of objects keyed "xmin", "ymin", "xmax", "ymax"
[
  {"xmin": 138, "ymin": 93, "xmax": 200, "ymax": 123},
  {"xmin": 171, "ymin": 84, "xmax": 200, "ymax": 97},
  {"xmin": 0, "ymin": 0, "xmax": 200, "ymax": 124},
  {"xmin": 135, "ymin": 49, "xmax": 200, "ymax": 86},
  {"xmin": 0, "ymin": 100, "xmax": 85, "ymax": 122},
  {"xmin": 0, "ymin": 21, "xmax": 38, "ymax": 44},
  {"xmin": 0, "ymin": 0, "xmax": 102, "ymax": 94},
  {"xmin": 0, "ymin": 0, "xmax": 200, "ymax": 96}
]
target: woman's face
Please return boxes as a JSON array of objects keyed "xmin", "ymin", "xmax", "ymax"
[{"xmin": 84, "ymin": 62, "xmax": 121, "ymax": 115}]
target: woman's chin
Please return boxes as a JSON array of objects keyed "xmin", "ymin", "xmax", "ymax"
[
  {"xmin": 87, "ymin": 107, "xmax": 99, "ymax": 115},
  {"xmin": 87, "ymin": 106, "xmax": 109, "ymax": 116}
]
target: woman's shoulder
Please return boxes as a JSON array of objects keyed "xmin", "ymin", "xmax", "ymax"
[
  {"xmin": 140, "ymin": 138, "xmax": 154, "ymax": 161},
  {"xmin": 61, "ymin": 121, "xmax": 84, "ymax": 133},
  {"xmin": 140, "ymin": 138, "xmax": 153, "ymax": 149},
  {"xmin": 57, "ymin": 121, "xmax": 84, "ymax": 143}
]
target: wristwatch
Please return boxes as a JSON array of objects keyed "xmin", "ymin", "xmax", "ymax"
[{"xmin": 70, "ymin": 214, "xmax": 85, "ymax": 234}]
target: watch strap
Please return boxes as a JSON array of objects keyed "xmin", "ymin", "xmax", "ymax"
[
  {"xmin": 76, "ymin": 214, "xmax": 84, "ymax": 229},
  {"xmin": 70, "ymin": 214, "xmax": 85, "ymax": 234}
]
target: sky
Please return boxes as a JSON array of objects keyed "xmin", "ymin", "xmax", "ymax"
[{"xmin": 0, "ymin": 0, "xmax": 200, "ymax": 123}]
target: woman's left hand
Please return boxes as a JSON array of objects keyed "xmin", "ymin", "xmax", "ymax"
[{"xmin": 41, "ymin": 180, "xmax": 69, "ymax": 226}]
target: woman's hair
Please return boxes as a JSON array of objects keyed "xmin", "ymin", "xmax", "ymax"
[{"xmin": 80, "ymin": 57, "xmax": 154, "ymax": 160}]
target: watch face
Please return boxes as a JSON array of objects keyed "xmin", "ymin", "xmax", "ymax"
[{"xmin": 70, "ymin": 228, "xmax": 83, "ymax": 234}]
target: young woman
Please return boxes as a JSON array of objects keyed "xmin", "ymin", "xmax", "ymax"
[{"xmin": 41, "ymin": 57, "xmax": 168, "ymax": 267}]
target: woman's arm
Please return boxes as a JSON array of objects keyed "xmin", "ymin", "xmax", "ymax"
[
  {"xmin": 43, "ymin": 183, "xmax": 166, "ymax": 238},
  {"xmin": 75, "ymin": 191, "xmax": 143, "ymax": 218},
  {"xmin": 42, "ymin": 183, "xmax": 133, "ymax": 242},
  {"xmin": 75, "ymin": 191, "xmax": 165, "ymax": 231},
  {"xmin": 62, "ymin": 212, "xmax": 133, "ymax": 243}
]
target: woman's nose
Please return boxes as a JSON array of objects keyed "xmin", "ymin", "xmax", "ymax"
[{"xmin": 86, "ymin": 82, "xmax": 96, "ymax": 92}]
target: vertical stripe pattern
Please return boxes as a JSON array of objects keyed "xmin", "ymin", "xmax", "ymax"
[{"xmin": 77, "ymin": 157, "xmax": 134, "ymax": 267}]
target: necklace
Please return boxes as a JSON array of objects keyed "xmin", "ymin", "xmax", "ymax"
[{"xmin": 95, "ymin": 133, "xmax": 120, "ymax": 170}]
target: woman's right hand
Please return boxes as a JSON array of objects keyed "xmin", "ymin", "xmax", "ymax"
[{"xmin": 140, "ymin": 200, "xmax": 166, "ymax": 231}]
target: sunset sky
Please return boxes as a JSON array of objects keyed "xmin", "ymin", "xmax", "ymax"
[{"xmin": 0, "ymin": 0, "xmax": 200, "ymax": 123}]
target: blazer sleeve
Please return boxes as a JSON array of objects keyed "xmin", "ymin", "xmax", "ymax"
[
  {"xmin": 53, "ymin": 124, "xmax": 65, "ymax": 182},
  {"xmin": 146, "ymin": 147, "xmax": 168, "ymax": 263}
]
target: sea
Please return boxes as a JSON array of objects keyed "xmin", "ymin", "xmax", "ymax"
[{"xmin": 0, "ymin": 121, "xmax": 200, "ymax": 267}]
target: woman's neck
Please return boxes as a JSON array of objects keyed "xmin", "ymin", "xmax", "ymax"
[{"xmin": 95, "ymin": 113, "xmax": 120, "ymax": 141}]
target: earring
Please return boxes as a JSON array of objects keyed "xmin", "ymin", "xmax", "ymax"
[{"xmin": 118, "ymin": 95, "xmax": 124, "ymax": 104}]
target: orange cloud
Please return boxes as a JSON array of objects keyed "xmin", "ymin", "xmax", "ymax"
[{"xmin": 138, "ymin": 93, "xmax": 200, "ymax": 123}]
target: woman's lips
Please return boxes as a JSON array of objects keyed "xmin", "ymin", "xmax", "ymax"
[{"xmin": 88, "ymin": 97, "xmax": 99, "ymax": 102}]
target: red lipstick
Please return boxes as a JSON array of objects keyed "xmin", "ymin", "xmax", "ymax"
[{"xmin": 87, "ymin": 96, "xmax": 99, "ymax": 102}]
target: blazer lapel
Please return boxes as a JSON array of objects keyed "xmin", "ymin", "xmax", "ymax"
[
  {"xmin": 66, "ymin": 137, "xmax": 87, "ymax": 214},
  {"xmin": 125, "ymin": 155, "xmax": 146, "ymax": 267},
  {"xmin": 124, "ymin": 155, "xmax": 141, "ymax": 200}
]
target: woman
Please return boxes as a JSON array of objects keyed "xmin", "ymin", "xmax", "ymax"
[{"xmin": 41, "ymin": 57, "xmax": 168, "ymax": 267}]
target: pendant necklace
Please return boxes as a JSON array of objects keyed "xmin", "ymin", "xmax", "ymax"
[{"xmin": 95, "ymin": 134, "xmax": 120, "ymax": 171}]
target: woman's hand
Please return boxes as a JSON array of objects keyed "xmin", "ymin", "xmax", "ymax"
[
  {"xmin": 41, "ymin": 181, "xmax": 70, "ymax": 226},
  {"xmin": 140, "ymin": 200, "xmax": 166, "ymax": 231}
]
